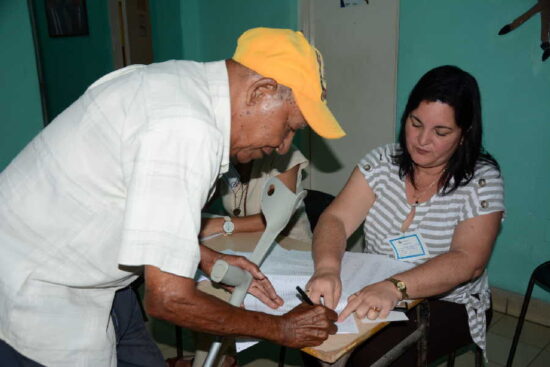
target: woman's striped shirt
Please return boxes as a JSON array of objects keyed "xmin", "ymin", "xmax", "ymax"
[{"xmin": 358, "ymin": 144, "xmax": 505, "ymax": 354}]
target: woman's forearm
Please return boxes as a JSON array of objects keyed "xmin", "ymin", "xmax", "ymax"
[
  {"xmin": 390, "ymin": 250, "xmax": 486, "ymax": 299},
  {"xmin": 200, "ymin": 214, "xmax": 267, "ymax": 238},
  {"xmin": 312, "ymin": 212, "xmax": 347, "ymax": 274}
]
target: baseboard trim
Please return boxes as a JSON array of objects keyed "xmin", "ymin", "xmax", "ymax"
[{"xmin": 491, "ymin": 286, "xmax": 550, "ymax": 326}]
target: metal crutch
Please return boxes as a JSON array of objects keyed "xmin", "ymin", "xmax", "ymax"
[{"xmin": 201, "ymin": 177, "xmax": 307, "ymax": 367}]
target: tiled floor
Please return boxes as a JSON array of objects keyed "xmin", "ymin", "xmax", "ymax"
[
  {"xmin": 429, "ymin": 311, "xmax": 550, "ymax": 367},
  {"xmin": 157, "ymin": 311, "xmax": 550, "ymax": 366}
]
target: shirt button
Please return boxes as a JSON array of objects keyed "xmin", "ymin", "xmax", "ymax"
[
  {"xmin": 478, "ymin": 178, "xmax": 486, "ymax": 187},
  {"xmin": 363, "ymin": 164, "xmax": 372, "ymax": 171},
  {"xmin": 480, "ymin": 200, "xmax": 489, "ymax": 208}
]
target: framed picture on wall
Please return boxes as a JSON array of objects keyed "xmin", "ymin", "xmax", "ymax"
[{"xmin": 45, "ymin": 0, "xmax": 89, "ymax": 37}]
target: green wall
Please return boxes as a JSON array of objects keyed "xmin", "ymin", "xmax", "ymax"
[
  {"xmin": 190, "ymin": 0, "xmax": 298, "ymax": 61},
  {"xmin": 0, "ymin": 1, "xmax": 43, "ymax": 171},
  {"xmin": 398, "ymin": 0, "xmax": 550, "ymax": 301},
  {"xmin": 150, "ymin": 0, "xmax": 183, "ymax": 61},
  {"xmin": 32, "ymin": 0, "xmax": 113, "ymax": 121},
  {"xmin": 151, "ymin": 0, "xmax": 298, "ymax": 63}
]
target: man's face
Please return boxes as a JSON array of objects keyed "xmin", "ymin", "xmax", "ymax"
[{"xmin": 230, "ymin": 89, "xmax": 307, "ymax": 163}]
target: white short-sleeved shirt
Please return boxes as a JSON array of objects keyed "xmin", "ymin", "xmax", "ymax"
[
  {"xmin": 0, "ymin": 60, "xmax": 231, "ymax": 366},
  {"xmin": 219, "ymin": 145, "xmax": 312, "ymax": 242},
  {"xmin": 358, "ymin": 144, "xmax": 505, "ymax": 353}
]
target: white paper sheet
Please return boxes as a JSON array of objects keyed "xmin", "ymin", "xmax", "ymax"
[
  {"xmin": 209, "ymin": 245, "xmax": 416, "ymax": 352},
  {"xmin": 360, "ymin": 310, "xmax": 409, "ymax": 324}
]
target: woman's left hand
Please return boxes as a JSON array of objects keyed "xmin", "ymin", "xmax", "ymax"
[{"xmin": 338, "ymin": 280, "xmax": 401, "ymax": 322}]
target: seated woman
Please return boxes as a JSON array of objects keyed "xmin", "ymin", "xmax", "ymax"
[
  {"xmin": 306, "ymin": 65, "xmax": 504, "ymax": 366},
  {"xmin": 200, "ymin": 144, "xmax": 312, "ymax": 242}
]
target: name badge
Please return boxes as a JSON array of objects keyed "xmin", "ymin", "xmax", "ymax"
[
  {"xmin": 385, "ymin": 232, "xmax": 430, "ymax": 261},
  {"xmin": 223, "ymin": 164, "xmax": 241, "ymax": 190}
]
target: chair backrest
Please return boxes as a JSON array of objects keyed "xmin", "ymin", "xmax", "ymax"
[
  {"xmin": 304, "ymin": 189, "xmax": 335, "ymax": 231},
  {"xmin": 534, "ymin": 260, "xmax": 550, "ymax": 291}
]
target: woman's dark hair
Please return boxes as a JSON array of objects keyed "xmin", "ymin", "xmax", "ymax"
[{"xmin": 394, "ymin": 65, "xmax": 499, "ymax": 194}]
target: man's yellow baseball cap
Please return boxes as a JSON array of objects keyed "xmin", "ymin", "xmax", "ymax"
[{"xmin": 233, "ymin": 27, "xmax": 345, "ymax": 139}]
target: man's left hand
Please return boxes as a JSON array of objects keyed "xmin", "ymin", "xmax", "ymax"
[{"xmin": 199, "ymin": 245, "xmax": 283, "ymax": 309}]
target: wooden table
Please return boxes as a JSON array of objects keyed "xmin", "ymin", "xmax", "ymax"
[{"xmin": 202, "ymin": 232, "xmax": 428, "ymax": 366}]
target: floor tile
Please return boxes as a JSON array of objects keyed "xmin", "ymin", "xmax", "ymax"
[
  {"xmin": 489, "ymin": 311, "xmax": 506, "ymax": 329},
  {"xmin": 528, "ymin": 349, "xmax": 550, "ymax": 367},
  {"xmin": 490, "ymin": 314, "xmax": 550, "ymax": 349},
  {"xmin": 157, "ymin": 343, "xmax": 181, "ymax": 360},
  {"xmin": 487, "ymin": 332, "xmax": 540, "ymax": 366},
  {"xmin": 238, "ymin": 342, "xmax": 302, "ymax": 367},
  {"xmin": 450, "ymin": 349, "xmax": 475, "ymax": 367}
]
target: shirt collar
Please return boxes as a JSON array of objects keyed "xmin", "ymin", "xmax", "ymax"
[{"xmin": 204, "ymin": 60, "xmax": 231, "ymax": 176}]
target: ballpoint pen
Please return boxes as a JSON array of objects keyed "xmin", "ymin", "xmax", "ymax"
[{"xmin": 296, "ymin": 286, "xmax": 314, "ymax": 305}]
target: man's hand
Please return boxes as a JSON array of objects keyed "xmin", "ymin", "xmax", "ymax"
[
  {"xmin": 199, "ymin": 245, "xmax": 283, "ymax": 309},
  {"xmin": 306, "ymin": 268, "xmax": 342, "ymax": 310},
  {"xmin": 277, "ymin": 303, "xmax": 338, "ymax": 348}
]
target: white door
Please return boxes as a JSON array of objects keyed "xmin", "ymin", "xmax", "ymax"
[{"xmin": 300, "ymin": 0, "xmax": 399, "ymax": 195}]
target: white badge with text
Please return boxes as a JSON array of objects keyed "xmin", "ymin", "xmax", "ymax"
[{"xmin": 385, "ymin": 232, "xmax": 431, "ymax": 261}]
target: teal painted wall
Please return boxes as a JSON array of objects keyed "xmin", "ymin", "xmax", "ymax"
[
  {"xmin": 398, "ymin": 0, "xmax": 550, "ymax": 301},
  {"xmin": 0, "ymin": 1, "xmax": 43, "ymax": 171},
  {"xmin": 174, "ymin": 0, "xmax": 297, "ymax": 62},
  {"xmin": 150, "ymin": 0, "xmax": 183, "ymax": 61},
  {"xmin": 194, "ymin": 0, "xmax": 298, "ymax": 61},
  {"xmin": 32, "ymin": 0, "xmax": 113, "ymax": 121}
]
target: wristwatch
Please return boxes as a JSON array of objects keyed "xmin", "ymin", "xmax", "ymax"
[
  {"xmin": 386, "ymin": 277, "xmax": 409, "ymax": 300},
  {"xmin": 222, "ymin": 216, "xmax": 234, "ymax": 236}
]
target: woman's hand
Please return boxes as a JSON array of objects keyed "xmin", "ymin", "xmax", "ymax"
[
  {"xmin": 199, "ymin": 217, "xmax": 223, "ymax": 239},
  {"xmin": 306, "ymin": 268, "xmax": 342, "ymax": 310},
  {"xmin": 199, "ymin": 245, "xmax": 283, "ymax": 309},
  {"xmin": 338, "ymin": 280, "xmax": 401, "ymax": 322}
]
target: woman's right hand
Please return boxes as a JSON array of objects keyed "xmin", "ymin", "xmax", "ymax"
[{"xmin": 306, "ymin": 268, "xmax": 342, "ymax": 310}]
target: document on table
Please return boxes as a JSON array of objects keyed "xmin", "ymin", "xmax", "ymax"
[
  {"xmin": 361, "ymin": 310, "xmax": 410, "ymax": 323},
  {"xmin": 242, "ymin": 273, "xmax": 359, "ymax": 334},
  {"xmin": 225, "ymin": 245, "xmax": 416, "ymax": 352},
  {"xmin": 244, "ymin": 245, "xmax": 415, "ymax": 306}
]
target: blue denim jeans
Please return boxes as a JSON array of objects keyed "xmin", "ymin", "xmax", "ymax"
[
  {"xmin": 111, "ymin": 286, "xmax": 166, "ymax": 367},
  {"xmin": 0, "ymin": 339, "xmax": 44, "ymax": 367}
]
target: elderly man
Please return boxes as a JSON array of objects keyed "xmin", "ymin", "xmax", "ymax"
[{"xmin": 0, "ymin": 28, "xmax": 345, "ymax": 366}]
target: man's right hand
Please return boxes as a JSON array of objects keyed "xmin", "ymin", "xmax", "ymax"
[{"xmin": 276, "ymin": 303, "xmax": 338, "ymax": 348}]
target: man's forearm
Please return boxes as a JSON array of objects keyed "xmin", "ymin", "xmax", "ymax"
[
  {"xmin": 144, "ymin": 264, "xmax": 337, "ymax": 349},
  {"xmin": 145, "ymin": 284, "xmax": 282, "ymax": 341}
]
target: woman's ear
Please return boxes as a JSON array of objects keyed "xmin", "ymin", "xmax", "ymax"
[{"xmin": 246, "ymin": 78, "xmax": 278, "ymax": 106}]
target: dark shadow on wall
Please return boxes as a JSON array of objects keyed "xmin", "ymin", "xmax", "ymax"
[{"xmin": 307, "ymin": 133, "xmax": 344, "ymax": 173}]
